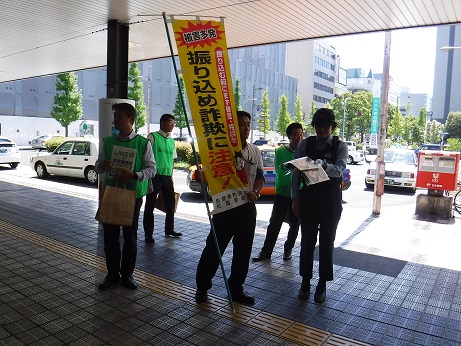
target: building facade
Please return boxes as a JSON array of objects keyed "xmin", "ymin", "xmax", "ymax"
[
  {"xmin": 285, "ymin": 39, "xmax": 336, "ymax": 111},
  {"xmin": 432, "ymin": 24, "xmax": 461, "ymax": 123},
  {"xmin": 0, "ymin": 45, "xmax": 298, "ymax": 145}
]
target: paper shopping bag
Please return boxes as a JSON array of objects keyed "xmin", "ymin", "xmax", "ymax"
[
  {"xmin": 95, "ymin": 185, "xmax": 136, "ymax": 226},
  {"xmin": 155, "ymin": 191, "xmax": 180, "ymax": 213}
]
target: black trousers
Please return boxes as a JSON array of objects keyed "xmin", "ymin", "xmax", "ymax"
[
  {"xmin": 261, "ymin": 194, "xmax": 300, "ymax": 255},
  {"xmin": 196, "ymin": 202, "xmax": 256, "ymax": 292},
  {"xmin": 103, "ymin": 197, "xmax": 143, "ymax": 278},
  {"xmin": 299, "ymin": 184, "xmax": 342, "ymax": 282},
  {"xmin": 143, "ymin": 174, "xmax": 175, "ymax": 237}
]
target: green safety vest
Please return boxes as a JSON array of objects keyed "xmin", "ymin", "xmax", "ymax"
[
  {"xmin": 152, "ymin": 132, "xmax": 175, "ymax": 176},
  {"xmin": 103, "ymin": 134, "xmax": 149, "ymax": 198},
  {"xmin": 275, "ymin": 146, "xmax": 295, "ymax": 197}
]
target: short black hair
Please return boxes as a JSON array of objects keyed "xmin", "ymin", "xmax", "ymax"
[
  {"xmin": 286, "ymin": 122, "xmax": 303, "ymax": 137},
  {"xmin": 112, "ymin": 103, "xmax": 136, "ymax": 117},
  {"xmin": 160, "ymin": 113, "xmax": 175, "ymax": 122},
  {"xmin": 237, "ymin": 110, "xmax": 251, "ymax": 120}
]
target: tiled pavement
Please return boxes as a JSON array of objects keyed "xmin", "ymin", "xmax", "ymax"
[{"xmin": 1, "ymin": 174, "xmax": 461, "ymax": 345}]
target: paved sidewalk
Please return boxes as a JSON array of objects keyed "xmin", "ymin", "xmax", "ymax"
[{"xmin": 0, "ymin": 176, "xmax": 460, "ymax": 345}]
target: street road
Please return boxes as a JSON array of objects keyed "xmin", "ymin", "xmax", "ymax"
[{"xmin": 2, "ymin": 151, "xmax": 420, "ymax": 231}]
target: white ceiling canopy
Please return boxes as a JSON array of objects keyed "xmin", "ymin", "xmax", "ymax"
[{"xmin": 1, "ymin": 0, "xmax": 460, "ymax": 83}]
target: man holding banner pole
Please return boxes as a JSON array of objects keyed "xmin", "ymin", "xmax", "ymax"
[{"xmin": 194, "ymin": 111, "xmax": 264, "ymax": 305}]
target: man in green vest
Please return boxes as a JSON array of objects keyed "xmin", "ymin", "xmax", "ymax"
[
  {"xmin": 143, "ymin": 113, "xmax": 182, "ymax": 243},
  {"xmin": 96, "ymin": 103, "xmax": 156, "ymax": 290},
  {"xmin": 252, "ymin": 123, "xmax": 304, "ymax": 262}
]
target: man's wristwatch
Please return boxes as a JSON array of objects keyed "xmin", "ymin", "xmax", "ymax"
[{"xmin": 253, "ymin": 190, "xmax": 260, "ymax": 198}]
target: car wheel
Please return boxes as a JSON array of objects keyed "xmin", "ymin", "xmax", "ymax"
[
  {"xmin": 9, "ymin": 162, "xmax": 18, "ymax": 169},
  {"xmin": 347, "ymin": 155, "xmax": 354, "ymax": 165},
  {"xmin": 35, "ymin": 162, "xmax": 49, "ymax": 178},
  {"xmin": 365, "ymin": 182, "xmax": 373, "ymax": 190},
  {"xmin": 85, "ymin": 166, "xmax": 98, "ymax": 185}
]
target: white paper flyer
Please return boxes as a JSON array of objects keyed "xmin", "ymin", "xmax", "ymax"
[
  {"xmin": 282, "ymin": 156, "xmax": 329, "ymax": 186},
  {"xmin": 108, "ymin": 145, "xmax": 137, "ymax": 178}
]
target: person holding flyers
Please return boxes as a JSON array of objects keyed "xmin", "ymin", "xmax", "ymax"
[
  {"xmin": 291, "ymin": 108, "xmax": 348, "ymax": 303},
  {"xmin": 194, "ymin": 111, "xmax": 265, "ymax": 306},
  {"xmin": 143, "ymin": 113, "xmax": 182, "ymax": 243},
  {"xmin": 252, "ymin": 122, "xmax": 304, "ymax": 262},
  {"xmin": 96, "ymin": 102, "xmax": 156, "ymax": 290}
]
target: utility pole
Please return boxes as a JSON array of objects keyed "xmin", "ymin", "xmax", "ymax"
[{"xmin": 372, "ymin": 30, "xmax": 391, "ymax": 215}]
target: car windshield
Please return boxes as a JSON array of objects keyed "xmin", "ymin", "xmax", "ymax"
[
  {"xmin": 384, "ymin": 150, "xmax": 415, "ymax": 165},
  {"xmin": 0, "ymin": 138, "xmax": 11, "ymax": 143},
  {"xmin": 261, "ymin": 149, "xmax": 275, "ymax": 167}
]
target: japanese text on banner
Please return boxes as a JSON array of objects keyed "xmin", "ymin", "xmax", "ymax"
[{"xmin": 172, "ymin": 19, "xmax": 249, "ymax": 213}]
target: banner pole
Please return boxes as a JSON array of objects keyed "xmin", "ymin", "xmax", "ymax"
[{"xmin": 162, "ymin": 12, "xmax": 235, "ymax": 312}]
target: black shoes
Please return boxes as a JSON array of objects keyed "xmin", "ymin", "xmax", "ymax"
[
  {"xmin": 298, "ymin": 280, "xmax": 326, "ymax": 302},
  {"xmin": 165, "ymin": 230, "xmax": 182, "ymax": 237},
  {"xmin": 230, "ymin": 290, "xmax": 255, "ymax": 305},
  {"xmin": 283, "ymin": 250, "xmax": 292, "ymax": 261},
  {"xmin": 314, "ymin": 285, "xmax": 326, "ymax": 303},
  {"xmin": 297, "ymin": 283, "xmax": 310, "ymax": 300},
  {"xmin": 145, "ymin": 237, "xmax": 155, "ymax": 244},
  {"xmin": 121, "ymin": 276, "xmax": 138, "ymax": 289},
  {"xmin": 195, "ymin": 290, "xmax": 208, "ymax": 303},
  {"xmin": 98, "ymin": 274, "xmax": 120, "ymax": 289},
  {"xmin": 252, "ymin": 250, "xmax": 270, "ymax": 262}
]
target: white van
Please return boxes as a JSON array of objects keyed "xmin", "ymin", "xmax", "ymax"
[{"xmin": 344, "ymin": 141, "xmax": 364, "ymax": 164}]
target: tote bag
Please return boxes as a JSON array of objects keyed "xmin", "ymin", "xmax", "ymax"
[
  {"xmin": 155, "ymin": 191, "xmax": 180, "ymax": 213},
  {"xmin": 95, "ymin": 185, "xmax": 136, "ymax": 226}
]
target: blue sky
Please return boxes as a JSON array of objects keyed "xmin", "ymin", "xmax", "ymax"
[{"xmin": 329, "ymin": 26, "xmax": 437, "ymax": 96}]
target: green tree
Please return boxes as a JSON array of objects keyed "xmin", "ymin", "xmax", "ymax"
[
  {"xmin": 234, "ymin": 78, "xmax": 242, "ymax": 111},
  {"xmin": 418, "ymin": 107, "xmax": 427, "ymax": 128},
  {"xmin": 127, "ymin": 63, "xmax": 147, "ymax": 132},
  {"xmin": 425, "ymin": 120, "xmax": 444, "ymax": 143},
  {"xmin": 347, "ymin": 91, "xmax": 372, "ymax": 143},
  {"xmin": 258, "ymin": 114, "xmax": 271, "ymax": 137},
  {"xmin": 172, "ymin": 75, "xmax": 189, "ymax": 136},
  {"xmin": 444, "ymin": 111, "xmax": 461, "ymax": 139},
  {"xmin": 330, "ymin": 92, "xmax": 375, "ymax": 142},
  {"xmin": 293, "ymin": 96, "xmax": 304, "ymax": 126},
  {"xmin": 387, "ymin": 105, "xmax": 403, "ymax": 142},
  {"xmin": 402, "ymin": 115, "xmax": 418, "ymax": 145},
  {"xmin": 446, "ymin": 138, "xmax": 461, "ymax": 151},
  {"xmin": 51, "ymin": 72, "xmax": 83, "ymax": 137},
  {"xmin": 275, "ymin": 95, "xmax": 292, "ymax": 139},
  {"xmin": 257, "ymin": 89, "xmax": 271, "ymax": 137}
]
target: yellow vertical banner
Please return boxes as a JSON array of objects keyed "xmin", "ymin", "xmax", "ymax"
[{"xmin": 172, "ymin": 19, "xmax": 249, "ymax": 214}]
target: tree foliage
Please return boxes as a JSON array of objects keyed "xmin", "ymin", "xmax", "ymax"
[
  {"xmin": 293, "ymin": 96, "xmax": 304, "ymax": 126},
  {"xmin": 234, "ymin": 78, "xmax": 242, "ymax": 111},
  {"xmin": 444, "ymin": 111, "xmax": 461, "ymax": 139},
  {"xmin": 257, "ymin": 89, "xmax": 271, "ymax": 137},
  {"xmin": 258, "ymin": 114, "xmax": 271, "ymax": 136},
  {"xmin": 275, "ymin": 94, "xmax": 292, "ymax": 139},
  {"xmin": 127, "ymin": 63, "xmax": 147, "ymax": 132},
  {"xmin": 51, "ymin": 72, "xmax": 83, "ymax": 137},
  {"xmin": 172, "ymin": 75, "xmax": 189, "ymax": 136},
  {"xmin": 387, "ymin": 104, "xmax": 403, "ymax": 141},
  {"xmin": 425, "ymin": 120, "xmax": 444, "ymax": 144}
]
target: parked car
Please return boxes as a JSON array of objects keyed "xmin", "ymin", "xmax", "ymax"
[
  {"xmin": 30, "ymin": 138, "xmax": 99, "ymax": 185},
  {"xmin": 0, "ymin": 136, "xmax": 20, "ymax": 169},
  {"xmin": 344, "ymin": 140, "xmax": 365, "ymax": 164},
  {"xmin": 365, "ymin": 148, "xmax": 417, "ymax": 193},
  {"xmin": 187, "ymin": 146, "xmax": 351, "ymax": 197},
  {"xmin": 30, "ymin": 134, "xmax": 64, "ymax": 149}
]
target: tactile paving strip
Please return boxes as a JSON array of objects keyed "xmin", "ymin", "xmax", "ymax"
[{"xmin": 0, "ymin": 219, "xmax": 369, "ymax": 346}]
